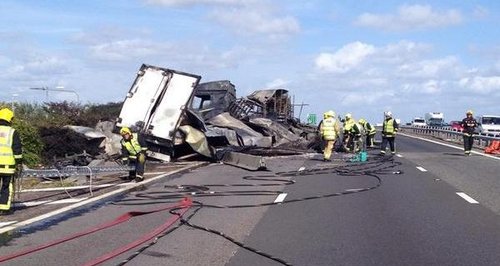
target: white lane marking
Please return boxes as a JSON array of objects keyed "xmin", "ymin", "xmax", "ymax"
[
  {"xmin": 21, "ymin": 184, "xmax": 115, "ymax": 192},
  {"xmin": 398, "ymin": 132, "xmax": 500, "ymax": 161},
  {"xmin": 416, "ymin": 166, "xmax": 427, "ymax": 172},
  {"xmin": 396, "ymin": 154, "xmax": 403, "ymax": 158},
  {"xmin": 13, "ymin": 198, "xmax": 89, "ymax": 208},
  {"xmin": 274, "ymin": 193, "xmax": 287, "ymax": 203},
  {"xmin": 0, "ymin": 221, "xmax": 17, "ymax": 228},
  {"xmin": 456, "ymin": 192, "xmax": 479, "ymax": 204},
  {"xmin": 144, "ymin": 171, "xmax": 166, "ymax": 175},
  {"xmin": 0, "ymin": 162, "xmax": 207, "ymax": 234}
]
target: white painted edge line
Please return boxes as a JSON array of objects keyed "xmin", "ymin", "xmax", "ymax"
[
  {"xmin": 0, "ymin": 221, "xmax": 17, "ymax": 228},
  {"xmin": 274, "ymin": 193, "xmax": 287, "ymax": 203},
  {"xmin": 398, "ymin": 132, "xmax": 500, "ymax": 161},
  {"xmin": 14, "ymin": 198, "xmax": 89, "ymax": 208},
  {"xmin": 144, "ymin": 171, "xmax": 167, "ymax": 175},
  {"xmin": 456, "ymin": 192, "xmax": 479, "ymax": 204},
  {"xmin": 396, "ymin": 154, "xmax": 403, "ymax": 158},
  {"xmin": 0, "ymin": 162, "xmax": 206, "ymax": 234},
  {"xmin": 416, "ymin": 166, "xmax": 427, "ymax": 172},
  {"xmin": 21, "ymin": 184, "xmax": 115, "ymax": 193}
]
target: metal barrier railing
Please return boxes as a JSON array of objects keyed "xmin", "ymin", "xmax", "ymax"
[{"xmin": 398, "ymin": 125, "xmax": 500, "ymax": 148}]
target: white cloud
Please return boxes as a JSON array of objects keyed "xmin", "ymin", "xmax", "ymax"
[
  {"xmin": 89, "ymin": 39, "xmax": 170, "ymax": 61},
  {"xmin": 315, "ymin": 42, "xmax": 375, "ymax": 73},
  {"xmin": 473, "ymin": 5, "xmax": 489, "ymax": 19},
  {"xmin": 145, "ymin": 0, "xmax": 299, "ymax": 39},
  {"xmin": 397, "ymin": 56, "xmax": 461, "ymax": 79},
  {"xmin": 265, "ymin": 78, "xmax": 288, "ymax": 89},
  {"xmin": 209, "ymin": 7, "xmax": 300, "ymax": 38},
  {"xmin": 459, "ymin": 76, "xmax": 500, "ymax": 94},
  {"xmin": 355, "ymin": 5, "xmax": 462, "ymax": 31}
]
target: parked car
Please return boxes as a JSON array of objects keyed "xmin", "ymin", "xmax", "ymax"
[{"xmin": 449, "ymin": 121, "xmax": 463, "ymax": 131}]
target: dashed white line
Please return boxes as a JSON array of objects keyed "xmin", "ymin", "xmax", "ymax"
[
  {"xmin": 456, "ymin": 192, "xmax": 479, "ymax": 204},
  {"xmin": 416, "ymin": 166, "xmax": 427, "ymax": 172},
  {"xmin": 274, "ymin": 193, "xmax": 287, "ymax": 203}
]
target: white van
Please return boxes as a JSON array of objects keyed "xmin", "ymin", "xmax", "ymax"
[
  {"xmin": 411, "ymin": 117, "xmax": 426, "ymax": 127},
  {"xmin": 477, "ymin": 115, "xmax": 500, "ymax": 135}
]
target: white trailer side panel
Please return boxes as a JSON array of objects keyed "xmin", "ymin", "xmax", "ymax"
[
  {"xmin": 117, "ymin": 67, "xmax": 167, "ymax": 128},
  {"xmin": 146, "ymin": 73, "xmax": 199, "ymax": 140}
]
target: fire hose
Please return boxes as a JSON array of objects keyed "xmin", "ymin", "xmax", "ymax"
[{"xmin": 0, "ymin": 198, "xmax": 192, "ymax": 265}]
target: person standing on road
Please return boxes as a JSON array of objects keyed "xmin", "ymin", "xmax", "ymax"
[
  {"xmin": 359, "ymin": 118, "xmax": 376, "ymax": 148},
  {"xmin": 460, "ymin": 110, "xmax": 478, "ymax": 156},
  {"xmin": 319, "ymin": 111, "xmax": 340, "ymax": 161},
  {"xmin": 119, "ymin": 127, "xmax": 148, "ymax": 182},
  {"xmin": 0, "ymin": 108, "xmax": 22, "ymax": 215},
  {"xmin": 380, "ymin": 111, "xmax": 399, "ymax": 155},
  {"xmin": 343, "ymin": 114, "xmax": 363, "ymax": 152}
]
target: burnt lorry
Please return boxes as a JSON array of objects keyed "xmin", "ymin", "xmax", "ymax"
[{"xmin": 116, "ymin": 64, "xmax": 201, "ymax": 162}]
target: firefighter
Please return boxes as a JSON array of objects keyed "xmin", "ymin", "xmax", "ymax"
[
  {"xmin": 380, "ymin": 111, "xmax": 399, "ymax": 155},
  {"xmin": 319, "ymin": 110, "xmax": 340, "ymax": 161},
  {"xmin": 460, "ymin": 110, "xmax": 478, "ymax": 156},
  {"xmin": 359, "ymin": 118, "xmax": 376, "ymax": 148},
  {"xmin": 119, "ymin": 127, "xmax": 148, "ymax": 182},
  {"xmin": 0, "ymin": 108, "xmax": 22, "ymax": 215},
  {"xmin": 343, "ymin": 114, "xmax": 363, "ymax": 152}
]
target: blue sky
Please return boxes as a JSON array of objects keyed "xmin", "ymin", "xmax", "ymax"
[{"xmin": 1, "ymin": 0, "xmax": 499, "ymax": 123}]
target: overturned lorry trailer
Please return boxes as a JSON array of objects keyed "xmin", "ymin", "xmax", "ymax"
[{"xmin": 116, "ymin": 64, "xmax": 201, "ymax": 162}]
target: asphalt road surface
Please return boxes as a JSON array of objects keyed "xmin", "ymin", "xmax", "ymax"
[{"xmin": 0, "ymin": 134, "xmax": 499, "ymax": 266}]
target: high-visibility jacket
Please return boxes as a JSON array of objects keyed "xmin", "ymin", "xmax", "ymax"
[
  {"xmin": 120, "ymin": 133, "xmax": 147, "ymax": 160},
  {"xmin": 344, "ymin": 120, "xmax": 362, "ymax": 137},
  {"xmin": 0, "ymin": 126, "xmax": 16, "ymax": 174},
  {"xmin": 320, "ymin": 118, "xmax": 339, "ymax": 141},
  {"xmin": 364, "ymin": 122, "xmax": 376, "ymax": 135},
  {"xmin": 382, "ymin": 118, "xmax": 398, "ymax": 137}
]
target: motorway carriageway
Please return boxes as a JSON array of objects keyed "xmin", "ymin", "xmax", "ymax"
[{"xmin": 0, "ymin": 134, "xmax": 499, "ymax": 266}]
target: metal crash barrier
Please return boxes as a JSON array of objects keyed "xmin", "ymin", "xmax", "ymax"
[{"xmin": 399, "ymin": 125, "xmax": 500, "ymax": 149}]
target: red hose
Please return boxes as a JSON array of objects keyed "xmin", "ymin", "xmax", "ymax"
[
  {"xmin": 83, "ymin": 198, "xmax": 192, "ymax": 266},
  {"xmin": 0, "ymin": 198, "xmax": 192, "ymax": 263}
]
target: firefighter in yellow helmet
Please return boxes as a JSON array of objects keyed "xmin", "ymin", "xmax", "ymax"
[
  {"xmin": 319, "ymin": 110, "xmax": 340, "ymax": 161},
  {"xmin": 460, "ymin": 110, "xmax": 478, "ymax": 156},
  {"xmin": 343, "ymin": 113, "xmax": 364, "ymax": 152},
  {"xmin": 359, "ymin": 118, "xmax": 376, "ymax": 148},
  {"xmin": 0, "ymin": 108, "xmax": 22, "ymax": 215},
  {"xmin": 119, "ymin": 127, "xmax": 148, "ymax": 182},
  {"xmin": 380, "ymin": 111, "xmax": 399, "ymax": 155}
]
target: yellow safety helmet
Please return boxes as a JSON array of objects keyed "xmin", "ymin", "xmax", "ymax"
[
  {"xmin": 324, "ymin": 110, "xmax": 335, "ymax": 118},
  {"xmin": 466, "ymin": 110, "xmax": 473, "ymax": 115},
  {"xmin": 359, "ymin": 118, "xmax": 366, "ymax": 125},
  {"xmin": 119, "ymin": 127, "xmax": 132, "ymax": 135},
  {"xmin": 345, "ymin": 113, "xmax": 352, "ymax": 120},
  {"xmin": 0, "ymin": 108, "xmax": 14, "ymax": 123}
]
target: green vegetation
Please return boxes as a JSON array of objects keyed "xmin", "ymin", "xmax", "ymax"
[{"xmin": 1, "ymin": 101, "xmax": 122, "ymax": 167}]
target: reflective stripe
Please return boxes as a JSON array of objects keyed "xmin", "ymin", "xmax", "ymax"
[
  {"xmin": 0, "ymin": 178, "xmax": 14, "ymax": 210},
  {"xmin": 365, "ymin": 123, "xmax": 376, "ymax": 135},
  {"xmin": 0, "ymin": 126, "xmax": 15, "ymax": 174},
  {"xmin": 383, "ymin": 119, "xmax": 395, "ymax": 136},
  {"xmin": 321, "ymin": 118, "xmax": 338, "ymax": 140},
  {"xmin": 121, "ymin": 133, "xmax": 142, "ymax": 156}
]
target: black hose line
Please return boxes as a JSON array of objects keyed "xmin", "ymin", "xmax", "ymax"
[{"xmin": 115, "ymin": 155, "xmax": 402, "ymax": 266}]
